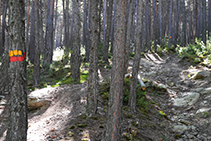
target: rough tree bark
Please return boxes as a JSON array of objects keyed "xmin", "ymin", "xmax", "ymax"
[
  {"xmin": 86, "ymin": 0, "xmax": 99, "ymax": 116},
  {"xmin": 71, "ymin": 0, "xmax": 81, "ymax": 82},
  {"xmin": 0, "ymin": 0, "xmax": 7, "ymax": 57},
  {"xmin": 33, "ymin": 0, "xmax": 41, "ymax": 86},
  {"xmin": 168, "ymin": 0, "xmax": 173, "ymax": 48},
  {"xmin": 44, "ymin": 0, "xmax": 54, "ymax": 68},
  {"xmin": 5, "ymin": 0, "xmax": 28, "ymax": 140},
  {"xmin": 103, "ymin": 0, "xmax": 127, "ymax": 140},
  {"xmin": 129, "ymin": 0, "xmax": 142, "ymax": 113},
  {"xmin": 29, "ymin": 0, "xmax": 35, "ymax": 64},
  {"xmin": 124, "ymin": 0, "xmax": 135, "ymax": 74},
  {"xmin": 181, "ymin": 0, "xmax": 186, "ymax": 46},
  {"xmin": 202, "ymin": 0, "xmax": 206, "ymax": 45},
  {"xmin": 103, "ymin": 0, "xmax": 113, "ymax": 64}
]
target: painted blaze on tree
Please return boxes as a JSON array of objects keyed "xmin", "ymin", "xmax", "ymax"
[{"xmin": 5, "ymin": 0, "xmax": 28, "ymax": 140}]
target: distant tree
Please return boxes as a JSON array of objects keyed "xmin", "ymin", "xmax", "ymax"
[
  {"xmin": 28, "ymin": 0, "xmax": 35, "ymax": 64},
  {"xmin": 103, "ymin": 0, "xmax": 127, "ymax": 140},
  {"xmin": 33, "ymin": 0, "xmax": 41, "ymax": 86},
  {"xmin": 168, "ymin": 0, "xmax": 173, "ymax": 48},
  {"xmin": 26, "ymin": 0, "xmax": 30, "ymax": 55},
  {"xmin": 0, "ymin": 0, "xmax": 7, "ymax": 57},
  {"xmin": 5, "ymin": 0, "xmax": 28, "ymax": 140},
  {"xmin": 44, "ymin": 0, "xmax": 54, "ymax": 68},
  {"xmin": 208, "ymin": 0, "xmax": 211, "ymax": 37},
  {"xmin": 103, "ymin": 0, "xmax": 113, "ymax": 64},
  {"xmin": 202, "ymin": 0, "xmax": 206, "ymax": 44},
  {"xmin": 125, "ymin": 0, "xmax": 135, "ymax": 74},
  {"xmin": 87, "ymin": 0, "xmax": 99, "ymax": 116},
  {"xmin": 152, "ymin": 0, "xmax": 159, "ymax": 51},
  {"xmin": 63, "ymin": 0, "xmax": 70, "ymax": 52},
  {"xmin": 71, "ymin": 0, "xmax": 81, "ymax": 82},
  {"xmin": 110, "ymin": 0, "xmax": 117, "ymax": 54},
  {"xmin": 158, "ymin": 0, "xmax": 163, "ymax": 46},
  {"xmin": 181, "ymin": 0, "xmax": 186, "ymax": 46}
]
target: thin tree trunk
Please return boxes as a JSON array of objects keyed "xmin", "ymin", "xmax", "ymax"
[
  {"xmin": 129, "ymin": 0, "xmax": 142, "ymax": 113},
  {"xmin": 44, "ymin": 0, "xmax": 54, "ymax": 68},
  {"xmin": 1, "ymin": 0, "xmax": 7, "ymax": 57},
  {"xmin": 33, "ymin": 0, "xmax": 40, "ymax": 86},
  {"xmin": 168, "ymin": 0, "xmax": 173, "ymax": 48},
  {"xmin": 26, "ymin": 0, "xmax": 30, "ymax": 56},
  {"xmin": 71, "ymin": 0, "xmax": 81, "ymax": 82},
  {"xmin": 102, "ymin": 0, "xmax": 107, "ymax": 58},
  {"xmin": 103, "ymin": 0, "xmax": 113, "ymax": 64},
  {"xmin": 208, "ymin": 0, "xmax": 211, "ymax": 37},
  {"xmin": 110, "ymin": 0, "xmax": 116, "ymax": 54},
  {"xmin": 153, "ymin": 0, "xmax": 158, "ymax": 51},
  {"xmin": 87, "ymin": 0, "xmax": 99, "ymax": 116},
  {"xmin": 103, "ymin": 0, "xmax": 127, "ymax": 140},
  {"xmin": 124, "ymin": 0, "xmax": 135, "ymax": 74},
  {"xmin": 29, "ymin": 0, "xmax": 35, "ymax": 64},
  {"xmin": 5, "ymin": 0, "xmax": 27, "ymax": 140},
  {"xmin": 202, "ymin": 0, "xmax": 206, "ymax": 44},
  {"xmin": 181, "ymin": 0, "xmax": 186, "ymax": 46},
  {"xmin": 158, "ymin": 0, "xmax": 163, "ymax": 47}
]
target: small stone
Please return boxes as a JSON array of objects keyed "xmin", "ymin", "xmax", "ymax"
[
  {"xmin": 191, "ymin": 70, "xmax": 211, "ymax": 79},
  {"xmin": 201, "ymin": 87, "xmax": 211, "ymax": 95},
  {"xmin": 195, "ymin": 108, "xmax": 211, "ymax": 118},
  {"xmin": 172, "ymin": 125, "xmax": 188, "ymax": 133},
  {"xmin": 173, "ymin": 92, "xmax": 200, "ymax": 107},
  {"xmin": 186, "ymin": 134, "xmax": 194, "ymax": 139}
]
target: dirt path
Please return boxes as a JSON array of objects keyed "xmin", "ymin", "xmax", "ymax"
[{"xmin": 1, "ymin": 53, "xmax": 211, "ymax": 140}]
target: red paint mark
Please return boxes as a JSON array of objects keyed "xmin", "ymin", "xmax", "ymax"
[{"xmin": 10, "ymin": 52, "xmax": 26, "ymax": 62}]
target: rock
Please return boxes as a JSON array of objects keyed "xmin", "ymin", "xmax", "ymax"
[
  {"xmin": 186, "ymin": 133, "xmax": 194, "ymax": 139},
  {"xmin": 173, "ymin": 92, "xmax": 200, "ymax": 107},
  {"xmin": 191, "ymin": 70, "xmax": 211, "ymax": 80},
  {"xmin": 195, "ymin": 108, "xmax": 211, "ymax": 118},
  {"xmin": 172, "ymin": 124, "xmax": 188, "ymax": 133},
  {"xmin": 201, "ymin": 87, "xmax": 211, "ymax": 95},
  {"xmin": 28, "ymin": 98, "xmax": 50, "ymax": 111},
  {"xmin": 27, "ymin": 87, "xmax": 54, "ymax": 111}
]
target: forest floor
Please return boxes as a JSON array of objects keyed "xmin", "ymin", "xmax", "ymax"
[{"xmin": 1, "ymin": 52, "xmax": 211, "ymax": 141}]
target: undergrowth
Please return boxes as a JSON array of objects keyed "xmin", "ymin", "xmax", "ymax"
[{"xmin": 99, "ymin": 77, "xmax": 151, "ymax": 109}]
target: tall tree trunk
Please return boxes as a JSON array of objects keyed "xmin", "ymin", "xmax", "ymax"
[
  {"xmin": 44, "ymin": 0, "xmax": 54, "ymax": 68},
  {"xmin": 202, "ymin": 0, "xmax": 206, "ymax": 45},
  {"xmin": 1, "ymin": 0, "xmax": 7, "ymax": 57},
  {"xmin": 54, "ymin": 0, "xmax": 58, "ymax": 49},
  {"xmin": 124, "ymin": 0, "xmax": 135, "ymax": 74},
  {"xmin": 86, "ymin": 0, "xmax": 91, "ymax": 62},
  {"xmin": 26, "ymin": 0, "xmax": 30, "ymax": 56},
  {"xmin": 103, "ymin": 0, "xmax": 127, "ymax": 140},
  {"xmin": 33, "ymin": 0, "xmax": 41, "ymax": 86},
  {"xmin": 110, "ymin": 0, "xmax": 117, "ymax": 54},
  {"xmin": 102, "ymin": 0, "xmax": 107, "ymax": 58},
  {"xmin": 87, "ymin": 0, "xmax": 99, "ymax": 116},
  {"xmin": 181, "ymin": 0, "xmax": 186, "ymax": 46},
  {"xmin": 29, "ymin": 0, "xmax": 35, "ymax": 64},
  {"xmin": 83, "ymin": 0, "xmax": 89, "ymax": 61},
  {"xmin": 5, "ymin": 0, "xmax": 27, "ymax": 140},
  {"xmin": 129, "ymin": 0, "xmax": 142, "ymax": 113},
  {"xmin": 103, "ymin": 0, "xmax": 113, "ymax": 64},
  {"xmin": 208, "ymin": 0, "xmax": 211, "ymax": 37},
  {"xmin": 158, "ymin": 0, "xmax": 163, "ymax": 47},
  {"xmin": 152, "ymin": 0, "xmax": 158, "ymax": 51},
  {"xmin": 168, "ymin": 0, "xmax": 173, "ymax": 48},
  {"xmin": 71, "ymin": 0, "xmax": 81, "ymax": 82},
  {"xmin": 98, "ymin": 0, "xmax": 103, "ymax": 45}
]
